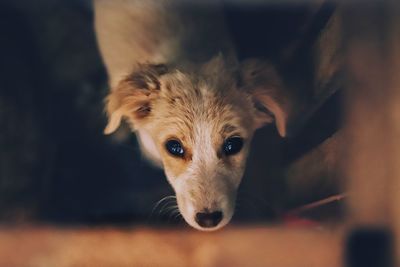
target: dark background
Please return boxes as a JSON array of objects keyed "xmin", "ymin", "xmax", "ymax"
[{"xmin": 0, "ymin": 0, "xmax": 335, "ymax": 226}]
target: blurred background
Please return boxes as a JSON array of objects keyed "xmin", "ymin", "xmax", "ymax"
[{"xmin": 0, "ymin": 0, "xmax": 340, "ymax": 227}]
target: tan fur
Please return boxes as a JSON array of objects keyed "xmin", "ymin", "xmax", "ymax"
[
  {"xmin": 94, "ymin": 0, "xmax": 181, "ymax": 88},
  {"xmin": 95, "ymin": 1, "xmax": 292, "ymax": 230},
  {"xmin": 102, "ymin": 56, "xmax": 291, "ymax": 230},
  {"xmin": 103, "ymin": 55, "xmax": 291, "ymax": 230}
]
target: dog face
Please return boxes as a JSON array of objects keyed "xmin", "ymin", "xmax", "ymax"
[{"xmin": 104, "ymin": 56, "xmax": 290, "ymax": 230}]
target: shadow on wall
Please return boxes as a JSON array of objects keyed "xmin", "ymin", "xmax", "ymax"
[{"xmin": 0, "ymin": 0, "xmax": 170, "ymax": 225}]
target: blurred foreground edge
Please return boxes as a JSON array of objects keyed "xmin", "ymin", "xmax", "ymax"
[
  {"xmin": 0, "ymin": 226, "xmax": 342, "ymax": 267},
  {"xmin": 343, "ymin": 1, "xmax": 400, "ymax": 267}
]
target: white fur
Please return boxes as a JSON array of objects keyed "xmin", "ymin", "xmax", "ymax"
[
  {"xmin": 168, "ymin": 119, "xmax": 237, "ymax": 230},
  {"xmin": 136, "ymin": 129, "xmax": 162, "ymax": 167}
]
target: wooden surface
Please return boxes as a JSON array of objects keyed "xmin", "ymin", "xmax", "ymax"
[{"xmin": 0, "ymin": 225, "xmax": 343, "ymax": 267}]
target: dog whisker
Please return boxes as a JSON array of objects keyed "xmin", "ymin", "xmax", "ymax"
[
  {"xmin": 166, "ymin": 207, "xmax": 181, "ymax": 223},
  {"xmin": 148, "ymin": 195, "xmax": 177, "ymax": 221},
  {"xmin": 173, "ymin": 212, "xmax": 183, "ymax": 221},
  {"xmin": 158, "ymin": 201, "xmax": 177, "ymax": 216}
]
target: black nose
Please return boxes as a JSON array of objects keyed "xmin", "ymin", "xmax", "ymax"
[{"xmin": 195, "ymin": 211, "xmax": 223, "ymax": 228}]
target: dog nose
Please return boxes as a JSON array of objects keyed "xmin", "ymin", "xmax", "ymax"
[{"xmin": 195, "ymin": 211, "xmax": 223, "ymax": 228}]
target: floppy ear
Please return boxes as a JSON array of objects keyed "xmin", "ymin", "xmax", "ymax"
[
  {"xmin": 241, "ymin": 59, "xmax": 292, "ymax": 137},
  {"xmin": 104, "ymin": 63, "xmax": 168, "ymax": 134}
]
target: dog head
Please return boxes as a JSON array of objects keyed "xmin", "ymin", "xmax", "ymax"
[{"xmin": 104, "ymin": 55, "xmax": 292, "ymax": 230}]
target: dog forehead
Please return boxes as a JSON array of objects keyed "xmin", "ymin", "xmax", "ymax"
[
  {"xmin": 149, "ymin": 69, "xmax": 254, "ymax": 140},
  {"xmin": 153, "ymin": 105, "xmax": 250, "ymax": 152}
]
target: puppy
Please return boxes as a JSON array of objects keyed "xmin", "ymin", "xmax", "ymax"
[{"xmin": 95, "ymin": 0, "xmax": 297, "ymax": 230}]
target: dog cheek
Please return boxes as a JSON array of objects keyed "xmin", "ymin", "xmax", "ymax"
[
  {"xmin": 223, "ymin": 158, "xmax": 247, "ymax": 188},
  {"xmin": 165, "ymin": 170, "xmax": 189, "ymax": 196},
  {"xmin": 220, "ymin": 191, "xmax": 236, "ymax": 215},
  {"xmin": 161, "ymin": 152, "xmax": 191, "ymax": 179},
  {"xmin": 175, "ymin": 187, "xmax": 196, "ymax": 222}
]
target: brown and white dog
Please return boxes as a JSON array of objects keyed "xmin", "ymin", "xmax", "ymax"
[{"xmin": 94, "ymin": 0, "xmax": 298, "ymax": 230}]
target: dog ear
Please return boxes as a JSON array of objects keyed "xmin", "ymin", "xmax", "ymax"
[
  {"xmin": 104, "ymin": 63, "xmax": 168, "ymax": 134},
  {"xmin": 241, "ymin": 59, "xmax": 292, "ymax": 137}
]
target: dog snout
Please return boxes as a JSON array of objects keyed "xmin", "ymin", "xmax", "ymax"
[{"xmin": 195, "ymin": 210, "xmax": 223, "ymax": 228}]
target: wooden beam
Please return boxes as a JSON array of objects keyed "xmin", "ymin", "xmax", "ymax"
[{"xmin": 0, "ymin": 226, "xmax": 342, "ymax": 267}]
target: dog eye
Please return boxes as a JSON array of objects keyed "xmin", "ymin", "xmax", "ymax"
[
  {"xmin": 223, "ymin": 137, "xmax": 244, "ymax": 156},
  {"xmin": 165, "ymin": 140, "xmax": 185, "ymax": 157}
]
